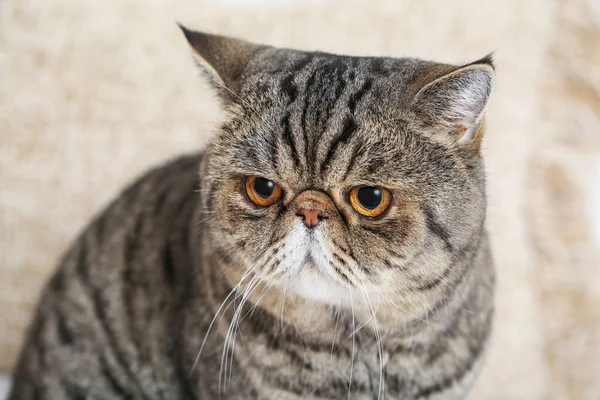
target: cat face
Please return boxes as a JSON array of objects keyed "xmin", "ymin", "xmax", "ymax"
[{"xmin": 183, "ymin": 27, "xmax": 493, "ymax": 306}]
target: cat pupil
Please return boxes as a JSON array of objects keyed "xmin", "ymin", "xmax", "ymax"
[
  {"xmin": 358, "ymin": 187, "xmax": 382, "ymax": 210},
  {"xmin": 255, "ymin": 178, "xmax": 275, "ymax": 199}
]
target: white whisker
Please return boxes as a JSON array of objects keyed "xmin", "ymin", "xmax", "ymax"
[
  {"xmin": 189, "ymin": 262, "xmax": 256, "ymax": 376},
  {"xmin": 363, "ymin": 290, "xmax": 385, "ymax": 400},
  {"xmin": 219, "ymin": 245, "xmax": 283, "ymax": 391},
  {"xmin": 219, "ymin": 270, "xmax": 262, "ymax": 392},
  {"xmin": 279, "ymin": 279, "xmax": 288, "ymax": 334},
  {"xmin": 377, "ymin": 290, "xmax": 436, "ymax": 327},
  {"xmin": 330, "ymin": 293, "xmax": 341, "ymax": 361},
  {"xmin": 346, "ymin": 314, "xmax": 374, "ymax": 339},
  {"xmin": 201, "ymin": 71, "xmax": 252, "ymax": 109},
  {"xmin": 348, "ymin": 291, "xmax": 356, "ymax": 400}
]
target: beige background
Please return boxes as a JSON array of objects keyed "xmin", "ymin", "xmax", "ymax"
[{"xmin": 1, "ymin": 0, "xmax": 599, "ymax": 398}]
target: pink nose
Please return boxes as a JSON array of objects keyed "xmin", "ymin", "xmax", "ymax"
[{"xmin": 296, "ymin": 208, "xmax": 322, "ymax": 228}]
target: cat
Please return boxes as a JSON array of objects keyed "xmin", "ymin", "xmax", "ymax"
[{"xmin": 10, "ymin": 24, "xmax": 496, "ymax": 400}]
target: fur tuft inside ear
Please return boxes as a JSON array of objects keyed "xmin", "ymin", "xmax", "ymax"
[{"xmin": 412, "ymin": 58, "xmax": 495, "ymax": 145}]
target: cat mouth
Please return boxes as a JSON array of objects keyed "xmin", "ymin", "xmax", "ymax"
[
  {"xmin": 301, "ymin": 255, "xmax": 322, "ymax": 274},
  {"xmin": 303, "ymin": 253, "xmax": 315, "ymax": 265},
  {"xmin": 300, "ymin": 252, "xmax": 345, "ymax": 284}
]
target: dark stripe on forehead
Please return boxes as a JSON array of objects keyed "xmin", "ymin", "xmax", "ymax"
[
  {"xmin": 278, "ymin": 56, "xmax": 314, "ymax": 103},
  {"xmin": 280, "ymin": 113, "xmax": 300, "ymax": 169},
  {"xmin": 348, "ymin": 57, "xmax": 360, "ymax": 80},
  {"xmin": 370, "ymin": 58, "xmax": 385, "ymax": 74},
  {"xmin": 289, "ymin": 53, "xmax": 314, "ymax": 72},
  {"xmin": 333, "ymin": 68, "xmax": 345, "ymax": 103},
  {"xmin": 311, "ymin": 64, "xmax": 346, "ymax": 133},
  {"xmin": 267, "ymin": 128, "xmax": 279, "ymax": 170},
  {"xmin": 279, "ymin": 56, "xmax": 315, "ymax": 103},
  {"xmin": 319, "ymin": 116, "xmax": 357, "ymax": 174},
  {"xmin": 280, "ymin": 74, "xmax": 297, "ymax": 102},
  {"xmin": 301, "ymin": 70, "xmax": 317, "ymax": 173},
  {"xmin": 318, "ymin": 78, "xmax": 372, "ymax": 175},
  {"xmin": 341, "ymin": 142, "xmax": 364, "ymax": 181},
  {"xmin": 348, "ymin": 78, "xmax": 372, "ymax": 114},
  {"xmin": 300, "ymin": 59, "xmax": 351, "ymax": 174},
  {"xmin": 313, "ymin": 64, "xmax": 348, "ymax": 155}
]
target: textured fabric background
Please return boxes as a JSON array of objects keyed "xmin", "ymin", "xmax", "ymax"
[{"xmin": 1, "ymin": 0, "xmax": 598, "ymax": 398}]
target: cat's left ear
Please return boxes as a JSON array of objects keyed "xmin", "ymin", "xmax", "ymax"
[
  {"xmin": 178, "ymin": 24, "xmax": 264, "ymax": 104},
  {"xmin": 412, "ymin": 56, "xmax": 495, "ymax": 146}
]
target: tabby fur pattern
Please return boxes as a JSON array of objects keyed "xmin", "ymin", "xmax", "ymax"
[{"xmin": 10, "ymin": 26, "xmax": 496, "ymax": 400}]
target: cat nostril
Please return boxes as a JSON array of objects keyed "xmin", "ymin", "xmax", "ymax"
[{"xmin": 296, "ymin": 208, "xmax": 323, "ymax": 228}]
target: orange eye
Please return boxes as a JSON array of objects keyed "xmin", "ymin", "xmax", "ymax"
[
  {"xmin": 348, "ymin": 186, "xmax": 392, "ymax": 217},
  {"xmin": 245, "ymin": 176, "xmax": 283, "ymax": 207}
]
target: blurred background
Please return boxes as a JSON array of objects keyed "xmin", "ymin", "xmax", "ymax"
[{"xmin": 1, "ymin": 0, "xmax": 599, "ymax": 398}]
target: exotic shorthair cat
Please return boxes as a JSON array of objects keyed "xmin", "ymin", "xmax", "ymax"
[{"xmin": 10, "ymin": 25, "xmax": 496, "ymax": 400}]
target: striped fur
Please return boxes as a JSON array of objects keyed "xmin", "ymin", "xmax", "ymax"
[{"xmin": 10, "ymin": 30, "xmax": 495, "ymax": 400}]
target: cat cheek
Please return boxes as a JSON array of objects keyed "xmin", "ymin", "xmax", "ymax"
[{"xmin": 350, "ymin": 212, "xmax": 423, "ymax": 265}]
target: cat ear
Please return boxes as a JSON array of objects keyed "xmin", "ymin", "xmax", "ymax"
[
  {"xmin": 178, "ymin": 24, "xmax": 263, "ymax": 103},
  {"xmin": 412, "ymin": 56, "xmax": 495, "ymax": 145}
]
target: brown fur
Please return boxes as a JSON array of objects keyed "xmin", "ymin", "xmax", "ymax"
[{"xmin": 10, "ymin": 28, "xmax": 495, "ymax": 399}]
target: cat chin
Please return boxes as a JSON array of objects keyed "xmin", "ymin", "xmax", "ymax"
[{"xmin": 290, "ymin": 268, "xmax": 353, "ymax": 306}]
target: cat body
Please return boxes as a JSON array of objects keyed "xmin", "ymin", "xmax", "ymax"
[{"xmin": 10, "ymin": 27, "xmax": 495, "ymax": 400}]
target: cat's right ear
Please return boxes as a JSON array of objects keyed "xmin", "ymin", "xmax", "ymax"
[
  {"xmin": 412, "ymin": 57, "xmax": 495, "ymax": 147},
  {"xmin": 178, "ymin": 24, "xmax": 264, "ymax": 104}
]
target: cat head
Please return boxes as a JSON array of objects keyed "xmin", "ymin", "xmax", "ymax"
[{"xmin": 181, "ymin": 25, "xmax": 494, "ymax": 307}]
